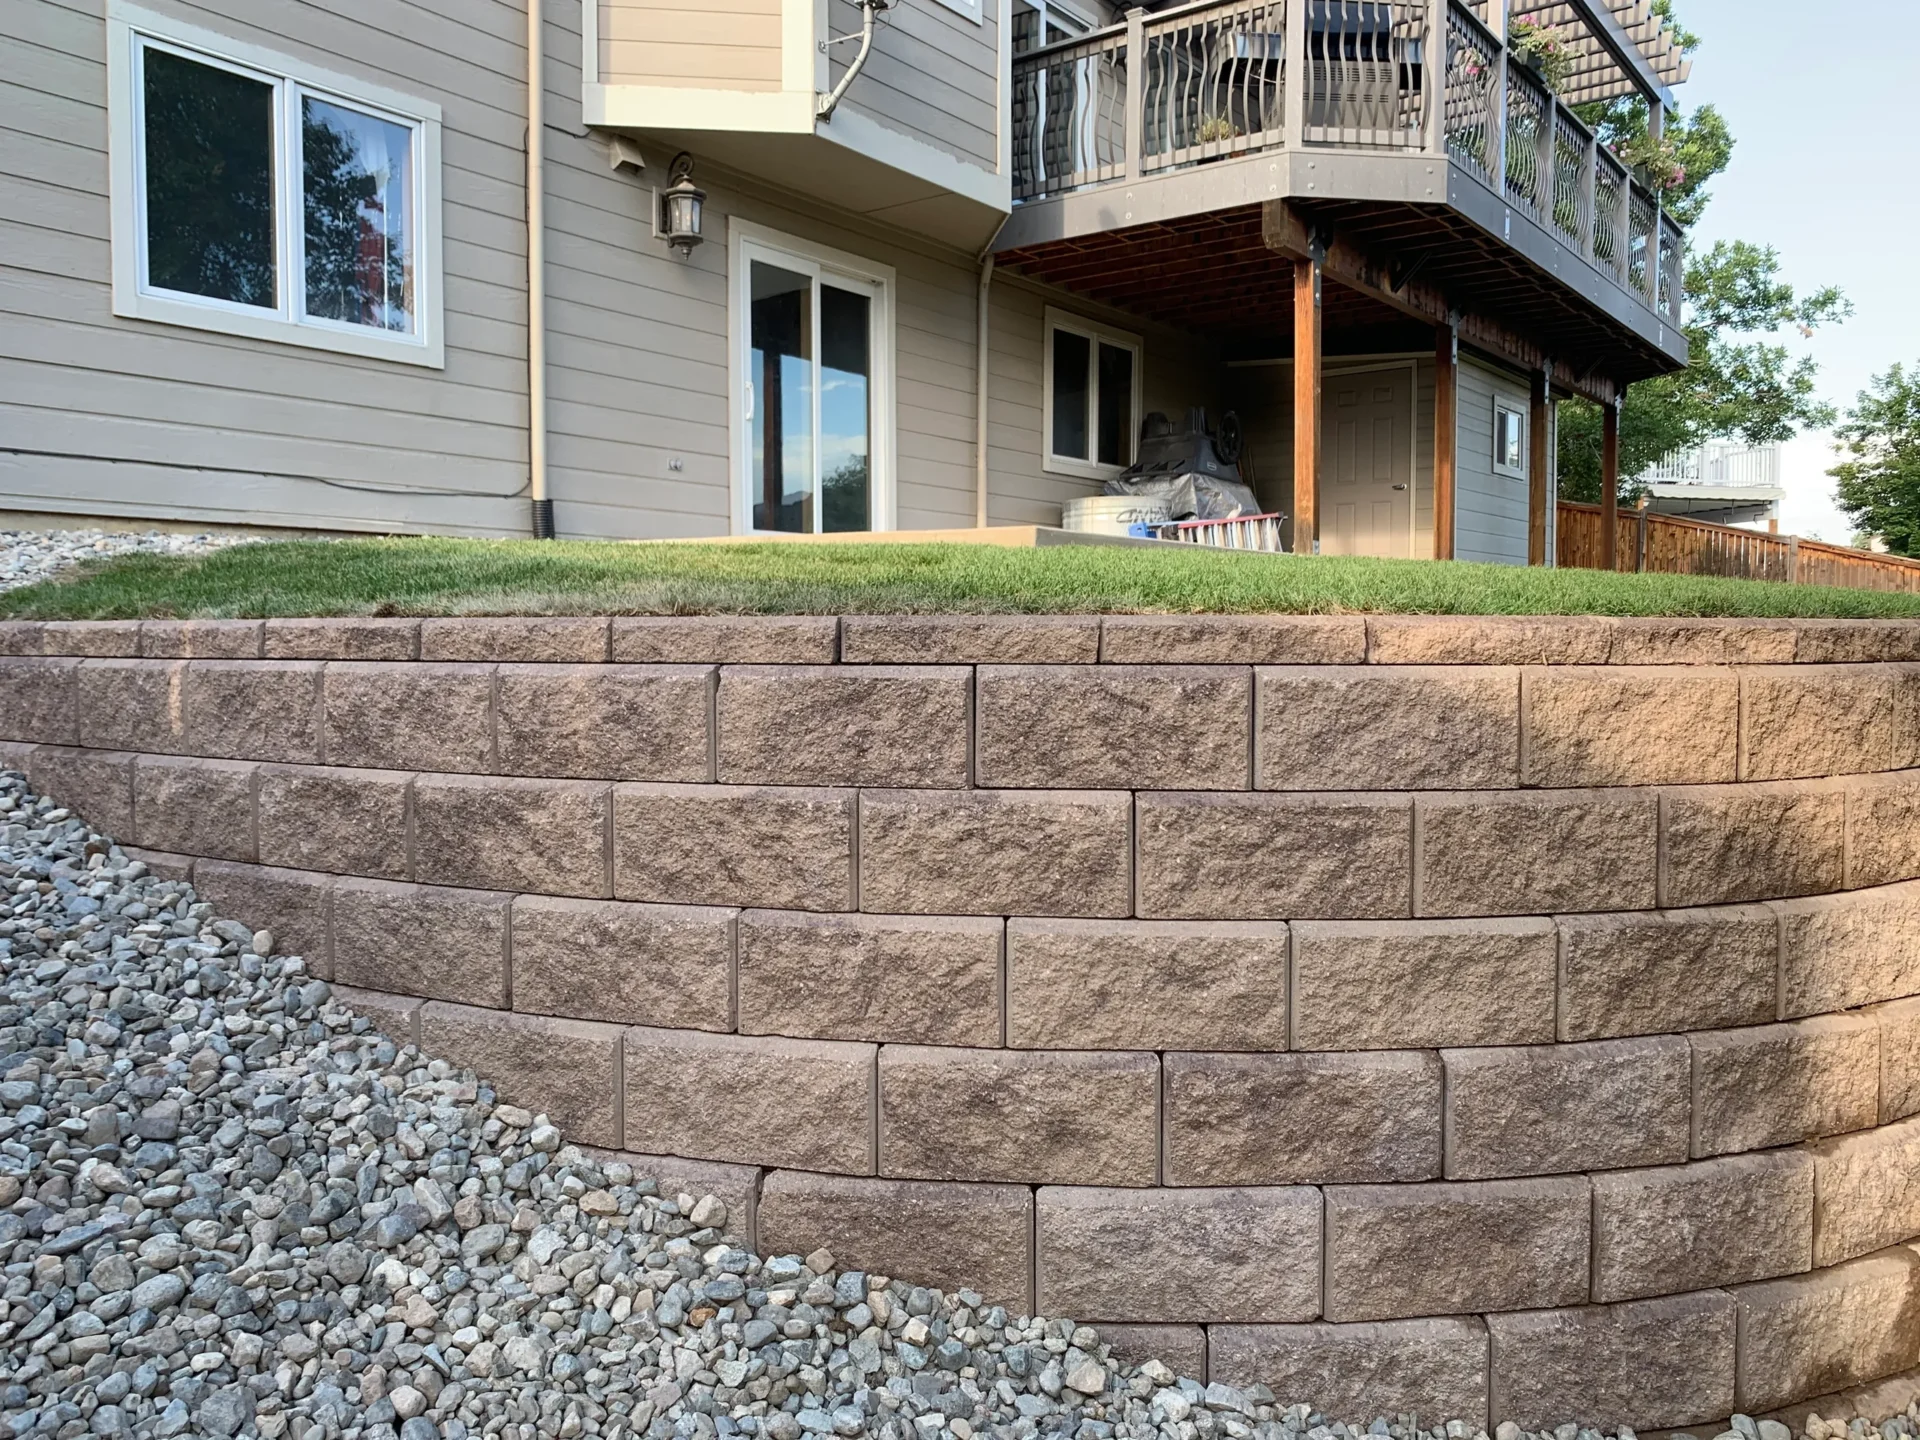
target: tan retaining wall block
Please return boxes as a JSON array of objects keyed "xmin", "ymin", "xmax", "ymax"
[
  {"xmin": 738, "ymin": 910, "xmax": 1002, "ymax": 1047},
  {"xmin": 412, "ymin": 774, "xmax": 610, "ymax": 898},
  {"xmin": 716, "ymin": 666, "xmax": 970, "ymax": 787},
  {"xmin": 758, "ymin": 1172, "xmax": 1034, "ymax": 1310},
  {"xmin": 1742, "ymin": 665, "xmax": 1899, "ymax": 780},
  {"xmin": 495, "ymin": 664, "xmax": 713, "ymax": 781},
  {"xmin": 623, "ymin": 1027, "xmax": 874, "ymax": 1174},
  {"xmin": 1690, "ymin": 1015, "xmax": 1880, "ymax": 1158},
  {"xmin": 615, "ymin": 783, "xmax": 854, "ymax": 913},
  {"xmin": 1363, "ymin": 616, "xmax": 1615, "ymax": 667},
  {"xmin": 1556, "ymin": 906, "xmax": 1779, "ymax": 1042},
  {"xmin": 329, "ymin": 985, "xmax": 421, "ymax": 1047},
  {"xmin": 1417, "ymin": 790, "xmax": 1657, "ymax": 917},
  {"xmin": 842, "ymin": 615, "xmax": 1100, "ymax": 665},
  {"xmin": 262, "ymin": 618, "xmax": 419, "ymax": 661},
  {"xmin": 1164, "ymin": 1051, "xmax": 1442, "ymax": 1186},
  {"xmin": 611, "ymin": 616, "xmax": 839, "ymax": 665},
  {"xmin": 1734, "ymin": 1248, "xmax": 1920, "ymax": 1413},
  {"xmin": 1875, "ymin": 997, "xmax": 1920, "ymax": 1123},
  {"xmin": 1487, "ymin": 1292, "xmax": 1737, "ymax": 1429},
  {"xmin": 132, "ymin": 755, "xmax": 256, "ymax": 861},
  {"xmin": 1136, "ymin": 792, "xmax": 1412, "ymax": 920},
  {"xmin": 1291, "ymin": 918, "xmax": 1554, "ymax": 1050},
  {"xmin": 0, "ymin": 657, "xmax": 77, "ymax": 745},
  {"xmin": 591, "ymin": 1151, "xmax": 761, "ymax": 1240},
  {"xmin": 1096, "ymin": 1326, "xmax": 1209, "ymax": 1382},
  {"xmin": 1591, "ymin": 1152, "xmax": 1814, "ymax": 1302},
  {"xmin": 512, "ymin": 896, "xmax": 735, "ymax": 1032},
  {"xmin": 329, "ymin": 876, "xmax": 510, "ymax": 1008},
  {"xmin": 1006, "ymin": 918, "xmax": 1288, "ymax": 1052},
  {"xmin": 26, "ymin": 747, "xmax": 133, "ymax": 841},
  {"xmin": 1661, "ymin": 781, "xmax": 1846, "ymax": 907},
  {"xmin": 1521, "ymin": 667, "xmax": 1737, "ymax": 787},
  {"xmin": 323, "ymin": 662, "xmax": 494, "ymax": 774},
  {"xmin": 181, "ymin": 660, "xmax": 322, "ymax": 763},
  {"xmin": 1323, "ymin": 1178, "xmax": 1590, "ymax": 1321},
  {"xmin": 420, "ymin": 616, "xmax": 609, "ymax": 663},
  {"xmin": 1036, "ymin": 1185, "xmax": 1321, "ymax": 1323},
  {"xmin": 1809, "ymin": 1117, "xmax": 1920, "ymax": 1267},
  {"xmin": 1608, "ymin": 618, "xmax": 1798, "ymax": 665},
  {"xmin": 192, "ymin": 860, "xmax": 332, "ymax": 977},
  {"xmin": 76, "ymin": 659, "xmax": 184, "ymax": 755},
  {"xmin": 859, "ymin": 789, "xmax": 1131, "ymax": 918},
  {"xmin": 1848, "ymin": 772, "xmax": 1920, "ymax": 890},
  {"xmin": 978, "ymin": 664, "xmax": 1251, "ymax": 790},
  {"xmin": 1255, "ymin": 667, "xmax": 1518, "ymax": 791},
  {"xmin": 420, "ymin": 1003, "xmax": 622, "ymax": 1149},
  {"xmin": 879, "ymin": 1046, "xmax": 1158, "ymax": 1186},
  {"xmin": 256, "ymin": 765, "xmax": 411, "ymax": 880},
  {"xmin": 41, "ymin": 620, "xmax": 140, "ymax": 657},
  {"xmin": 1102, "ymin": 615, "xmax": 1367, "ymax": 665},
  {"xmin": 140, "ymin": 620, "xmax": 261, "ymax": 658},
  {"xmin": 1442, "ymin": 1036, "xmax": 1691, "ymax": 1179},
  {"xmin": 1208, "ymin": 1320, "xmax": 1489, "ymax": 1427},
  {"xmin": 1776, "ymin": 882, "xmax": 1920, "ymax": 1018}
]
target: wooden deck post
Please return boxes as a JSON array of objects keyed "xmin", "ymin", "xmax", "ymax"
[
  {"xmin": 1433, "ymin": 322, "xmax": 1458, "ymax": 560},
  {"xmin": 1292, "ymin": 255, "xmax": 1322, "ymax": 554},
  {"xmin": 1527, "ymin": 369, "xmax": 1550, "ymax": 565},
  {"xmin": 1601, "ymin": 395, "xmax": 1621, "ymax": 571}
]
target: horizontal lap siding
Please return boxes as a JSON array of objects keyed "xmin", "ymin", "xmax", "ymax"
[
  {"xmin": 597, "ymin": 0, "xmax": 782, "ymax": 90},
  {"xmin": 1456, "ymin": 357, "xmax": 1529, "ymax": 567},
  {"xmin": 830, "ymin": 0, "xmax": 999, "ymax": 170}
]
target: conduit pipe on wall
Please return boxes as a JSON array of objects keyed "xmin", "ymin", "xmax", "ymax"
[
  {"xmin": 527, "ymin": 0, "xmax": 553, "ymax": 539},
  {"xmin": 817, "ymin": 0, "xmax": 892, "ymax": 122}
]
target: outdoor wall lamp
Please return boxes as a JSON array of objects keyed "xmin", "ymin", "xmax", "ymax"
[{"xmin": 660, "ymin": 153, "xmax": 705, "ymax": 258}]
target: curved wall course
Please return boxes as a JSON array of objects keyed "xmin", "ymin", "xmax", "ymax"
[{"xmin": 17, "ymin": 614, "xmax": 1920, "ymax": 1425}]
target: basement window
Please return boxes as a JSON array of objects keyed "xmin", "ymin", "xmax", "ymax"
[
  {"xmin": 106, "ymin": 1, "xmax": 444, "ymax": 367},
  {"xmin": 1044, "ymin": 309, "xmax": 1142, "ymax": 480},
  {"xmin": 1494, "ymin": 400, "xmax": 1529, "ymax": 479}
]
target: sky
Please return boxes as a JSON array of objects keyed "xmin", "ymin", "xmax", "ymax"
[{"xmin": 1675, "ymin": 0, "xmax": 1919, "ymax": 542}]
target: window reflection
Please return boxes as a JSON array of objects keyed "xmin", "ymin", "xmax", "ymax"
[
  {"xmin": 750, "ymin": 263, "xmax": 815, "ymax": 533},
  {"xmin": 821, "ymin": 284, "xmax": 871, "ymax": 533},
  {"xmin": 302, "ymin": 96, "xmax": 415, "ymax": 332}
]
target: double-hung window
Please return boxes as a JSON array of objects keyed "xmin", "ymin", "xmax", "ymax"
[
  {"xmin": 107, "ymin": 2, "xmax": 443, "ymax": 366},
  {"xmin": 1044, "ymin": 308, "xmax": 1142, "ymax": 479},
  {"xmin": 1493, "ymin": 398, "xmax": 1529, "ymax": 479}
]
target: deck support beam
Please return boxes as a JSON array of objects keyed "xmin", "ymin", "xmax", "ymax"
[
  {"xmin": 1434, "ymin": 322, "xmax": 1458, "ymax": 561},
  {"xmin": 1293, "ymin": 254, "xmax": 1323, "ymax": 554},
  {"xmin": 1528, "ymin": 368, "xmax": 1552, "ymax": 565},
  {"xmin": 1601, "ymin": 395, "xmax": 1621, "ymax": 571}
]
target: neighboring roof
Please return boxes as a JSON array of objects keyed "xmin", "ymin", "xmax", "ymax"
[{"xmin": 1512, "ymin": 0, "xmax": 1694, "ymax": 104}]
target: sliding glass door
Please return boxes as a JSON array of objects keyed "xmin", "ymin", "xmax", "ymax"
[{"xmin": 739, "ymin": 235, "xmax": 888, "ymax": 534}]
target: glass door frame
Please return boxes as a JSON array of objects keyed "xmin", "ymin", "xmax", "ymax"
[{"xmin": 729, "ymin": 220, "xmax": 897, "ymax": 536}]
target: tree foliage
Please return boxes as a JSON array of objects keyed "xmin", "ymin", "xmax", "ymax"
[
  {"xmin": 1554, "ymin": 3, "xmax": 1847, "ymax": 503},
  {"xmin": 1831, "ymin": 366, "xmax": 1920, "ymax": 556}
]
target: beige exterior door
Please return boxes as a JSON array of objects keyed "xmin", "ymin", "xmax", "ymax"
[{"xmin": 1320, "ymin": 367, "xmax": 1413, "ymax": 558}]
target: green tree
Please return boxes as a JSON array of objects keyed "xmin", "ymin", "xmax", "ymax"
[
  {"xmin": 1831, "ymin": 366, "xmax": 1920, "ymax": 555},
  {"xmin": 1555, "ymin": 2, "xmax": 1847, "ymax": 501}
]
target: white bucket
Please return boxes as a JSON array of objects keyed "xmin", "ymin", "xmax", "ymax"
[{"xmin": 1062, "ymin": 494, "xmax": 1172, "ymax": 536}]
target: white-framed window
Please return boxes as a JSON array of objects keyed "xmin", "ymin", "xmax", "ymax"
[
  {"xmin": 1012, "ymin": 0, "xmax": 1097, "ymax": 51},
  {"xmin": 933, "ymin": 0, "xmax": 986, "ymax": 22},
  {"xmin": 730, "ymin": 222, "xmax": 897, "ymax": 535},
  {"xmin": 106, "ymin": 1, "xmax": 444, "ymax": 367},
  {"xmin": 1493, "ymin": 398, "xmax": 1529, "ymax": 479},
  {"xmin": 1043, "ymin": 307, "xmax": 1141, "ymax": 479}
]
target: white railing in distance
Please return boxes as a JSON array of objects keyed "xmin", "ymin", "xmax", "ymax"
[
  {"xmin": 1141, "ymin": 0, "xmax": 1289, "ymax": 173},
  {"xmin": 1011, "ymin": 29, "xmax": 1130, "ymax": 202}
]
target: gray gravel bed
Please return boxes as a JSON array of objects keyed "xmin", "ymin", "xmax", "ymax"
[
  {"xmin": 0, "ymin": 530, "xmax": 256, "ymax": 594},
  {"xmin": 0, "ymin": 767, "xmax": 1911, "ymax": 1440}
]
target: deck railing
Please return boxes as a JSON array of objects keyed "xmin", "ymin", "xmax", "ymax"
[
  {"xmin": 1557, "ymin": 502, "xmax": 1920, "ymax": 594},
  {"xmin": 1010, "ymin": 0, "xmax": 1683, "ymax": 328}
]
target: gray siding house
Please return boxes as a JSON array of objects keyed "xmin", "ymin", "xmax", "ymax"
[{"xmin": 2, "ymin": 0, "xmax": 1690, "ymax": 561}]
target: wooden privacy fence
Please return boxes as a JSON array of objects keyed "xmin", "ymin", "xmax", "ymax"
[{"xmin": 1556, "ymin": 501, "xmax": 1920, "ymax": 594}]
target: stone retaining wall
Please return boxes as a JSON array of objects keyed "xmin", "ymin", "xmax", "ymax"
[{"xmin": 8, "ymin": 612, "xmax": 1920, "ymax": 1428}]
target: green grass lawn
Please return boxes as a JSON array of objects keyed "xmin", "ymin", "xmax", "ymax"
[{"xmin": 7, "ymin": 536, "xmax": 1920, "ymax": 619}]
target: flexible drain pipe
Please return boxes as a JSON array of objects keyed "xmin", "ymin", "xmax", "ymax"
[
  {"xmin": 527, "ymin": 0, "xmax": 553, "ymax": 538},
  {"xmin": 818, "ymin": 0, "xmax": 890, "ymax": 121}
]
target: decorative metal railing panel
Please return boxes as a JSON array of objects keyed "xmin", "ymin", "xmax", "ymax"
[
  {"xmin": 1302, "ymin": 0, "xmax": 1430, "ymax": 148},
  {"xmin": 1141, "ymin": 0, "xmax": 1289, "ymax": 173},
  {"xmin": 1658, "ymin": 212, "xmax": 1685, "ymax": 325},
  {"xmin": 1551, "ymin": 108, "xmax": 1592, "ymax": 249},
  {"xmin": 1011, "ymin": 29, "xmax": 1130, "ymax": 202},
  {"xmin": 1591, "ymin": 149, "xmax": 1629, "ymax": 283},
  {"xmin": 1503, "ymin": 59, "xmax": 1550, "ymax": 218},
  {"xmin": 1442, "ymin": 2, "xmax": 1499, "ymax": 186},
  {"xmin": 1627, "ymin": 186, "xmax": 1657, "ymax": 301}
]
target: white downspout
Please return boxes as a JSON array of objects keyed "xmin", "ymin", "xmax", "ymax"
[
  {"xmin": 975, "ymin": 251, "xmax": 994, "ymax": 528},
  {"xmin": 527, "ymin": 0, "xmax": 552, "ymax": 537}
]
